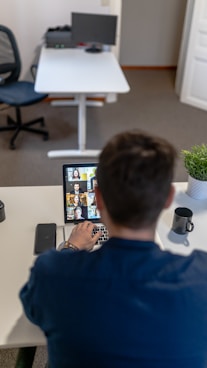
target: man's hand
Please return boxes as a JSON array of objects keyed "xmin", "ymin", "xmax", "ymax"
[{"xmin": 68, "ymin": 221, "xmax": 102, "ymax": 251}]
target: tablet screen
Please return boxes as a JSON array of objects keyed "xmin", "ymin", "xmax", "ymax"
[{"xmin": 63, "ymin": 163, "xmax": 100, "ymax": 223}]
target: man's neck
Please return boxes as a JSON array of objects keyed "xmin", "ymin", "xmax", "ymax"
[{"xmin": 106, "ymin": 223, "xmax": 156, "ymax": 242}]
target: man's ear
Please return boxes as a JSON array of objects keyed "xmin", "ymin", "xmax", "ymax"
[
  {"xmin": 94, "ymin": 185, "xmax": 103, "ymax": 211},
  {"xmin": 164, "ymin": 184, "xmax": 175, "ymax": 209}
]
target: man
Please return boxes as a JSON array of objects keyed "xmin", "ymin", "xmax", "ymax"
[
  {"xmin": 20, "ymin": 130, "xmax": 207, "ymax": 368},
  {"xmin": 70, "ymin": 182, "xmax": 84, "ymax": 194}
]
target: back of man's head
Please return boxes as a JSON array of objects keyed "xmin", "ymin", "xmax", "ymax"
[{"xmin": 96, "ymin": 130, "xmax": 177, "ymax": 229}]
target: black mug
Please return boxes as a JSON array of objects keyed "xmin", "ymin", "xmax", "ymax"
[
  {"xmin": 0, "ymin": 200, "xmax": 5, "ymax": 222},
  {"xmin": 172, "ymin": 207, "xmax": 194, "ymax": 235}
]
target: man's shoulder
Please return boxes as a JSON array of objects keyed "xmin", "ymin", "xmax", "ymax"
[
  {"xmin": 171, "ymin": 248, "xmax": 207, "ymax": 264},
  {"xmin": 191, "ymin": 249, "xmax": 207, "ymax": 270},
  {"xmin": 34, "ymin": 249, "xmax": 59, "ymax": 269},
  {"xmin": 159, "ymin": 248, "xmax": 207, "ymax": 281},
  {"xmin": 33, "ymin": 248, "xmax": 93, "ymax": 275}
]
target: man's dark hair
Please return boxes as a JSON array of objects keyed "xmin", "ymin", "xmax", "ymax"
[{"xmin": 96, "ymin": 130, "xmax": 177, "ymax": 229}]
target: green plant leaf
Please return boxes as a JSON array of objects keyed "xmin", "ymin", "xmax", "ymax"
[{"xmin": 181, "ymin": 144, "xmax": 207, "ymax": 181}]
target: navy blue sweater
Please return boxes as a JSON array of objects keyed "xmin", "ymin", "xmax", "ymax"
[{"xmin": 20, "ymin": 238, "xmax": 207, "ymax": 367}]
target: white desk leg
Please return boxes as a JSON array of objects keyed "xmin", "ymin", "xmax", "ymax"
[
  {"xmin": 48, "ymin": 94, "xmax": 101, "ymax": 158},
  {"xmin": 78, "ymin": 93, "xmax": 86, "ymax": 151}
]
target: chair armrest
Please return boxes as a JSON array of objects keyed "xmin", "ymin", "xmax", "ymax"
[
  {"xmin": 0, "ymin": 76, "xmax": 5, "ymax": 85},
  {"xmin": 30, "ymin": 64, "xmax": 38, "ymax": 81}
]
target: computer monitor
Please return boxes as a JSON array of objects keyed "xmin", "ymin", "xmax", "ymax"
[{"xmin": 71, "ymin": 12, "xmax": 117, "ymax": 53}]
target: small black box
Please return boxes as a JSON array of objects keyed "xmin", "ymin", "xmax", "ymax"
[{"xmin": 45, "ymin": 26, "xmax": 75, "ymax": 48}]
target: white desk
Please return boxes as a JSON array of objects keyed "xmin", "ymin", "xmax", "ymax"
[
  {"xmin": 35, "ymin": 48, "xmax": 130, "ymax": 158},
  {"xmin": 2, "ymin": 182, "xmax": 206, "ymax": 350},
  {"xmin": 157, "ymin": 182, "xmax": 207, "ymax": 255},
  {"xmin": 0, "ymin": 185, "xmax": 67, "ymax": 348}
]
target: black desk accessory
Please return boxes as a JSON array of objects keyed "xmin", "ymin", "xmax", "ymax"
[
  {"xmin": 34, "ymin": 223, "xmax": 56, "ymax": 254},
  {"xmin": 45, "ymin": 25, "xmax": 75, "ymax": 48},
  {"xmin": 0, "ymin": 201, "xmax": 5, "ymax": 222}
]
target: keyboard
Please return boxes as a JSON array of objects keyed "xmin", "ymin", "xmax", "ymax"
[
  {"xmin": 63, "ymin": 223, "xmax": 109, "ymax": 249},
  {"xmin": 92, "ymin": 224, "xmax": 109, "ymax": 246},
  {"xmin": 61, "ymin": 225, "xmax": 162, "ymax": 251}
]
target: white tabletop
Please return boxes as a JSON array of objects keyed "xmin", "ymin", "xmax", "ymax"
[
  {"xmin": 35, "ymin": 47, "xmax": 130, "ymax": 94},
  {"xmin": 0, "ymin": 185, "xmax": 66, "ymax": 348},
  {"xmin": 2, "ymin": 182, "xmax": 205, "ymax": 348},
  {"xmin": 157, "ymin": 182, "xmax": 207, "ymax": 255}
]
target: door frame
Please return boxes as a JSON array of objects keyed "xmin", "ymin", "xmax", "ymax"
[{"xmin": 109, "ymin": 0, "xmax": 122, "ymax": 59}]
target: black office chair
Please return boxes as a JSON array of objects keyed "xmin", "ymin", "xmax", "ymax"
[{"xmin": 0, "ymin": 25, "xmax": 49, "ymax": 149}]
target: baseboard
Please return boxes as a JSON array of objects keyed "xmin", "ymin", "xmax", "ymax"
[{"xmin": 121, "ymin": 65, "xmax": 177, "ymax": 70}]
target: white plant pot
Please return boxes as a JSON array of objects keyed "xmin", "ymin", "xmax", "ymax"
[{"xmin": 187, "ymin": 175, "xmax": 207, "ymax": 200}]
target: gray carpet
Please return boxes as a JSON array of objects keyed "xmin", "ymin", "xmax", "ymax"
[
  {"xmin": 0, "ymin": 69, "xmax": 207, "ymax": 367},
  {"xmin": 0, "ymin": 69, "xmax": 207, "ymax": 188}
]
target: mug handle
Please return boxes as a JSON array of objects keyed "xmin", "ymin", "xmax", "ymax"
[{"xmin": 186, "ymin": 221, "xmax": 194, "ymax": 232}]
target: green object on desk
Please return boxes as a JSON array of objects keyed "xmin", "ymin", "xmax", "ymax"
[{"xmin": 15, "ymin": 347, "xmax": 36, "ymax": 368}]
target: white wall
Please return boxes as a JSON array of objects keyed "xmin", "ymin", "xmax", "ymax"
[
  {"xmin": 1, "ymin": 0, "xmax": 121, "ymax": 79},
  {"xmin": 1, "ymin": 0, "xmax": 188, "ymax": 75},
  {"xmin": 120, "ymin": 0, "xmax": 187, "ymax": 66},
  {"xmin": 175, "ymin": 0, "xmax": 195, "ymax": 94}
]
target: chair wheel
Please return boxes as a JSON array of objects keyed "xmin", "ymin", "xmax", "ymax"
[
  {"xmin": 7, "ymin": 116, "xmax": 14, "ymax": 126},
  {"xmin": 40, "ymin": 118, "xmax": 45, "ymax": 127},
  {"xmin": 43, "ymin": 133, "xmax": 49, "ymax": 141},
  {"xmin": 10, "ymin": 143, "xmax": 16, "ymax": 150}
]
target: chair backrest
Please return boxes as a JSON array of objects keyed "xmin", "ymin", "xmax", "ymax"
[{"xmin": 0, "ymin": 25, "xmax": 21, "ymax": 83}]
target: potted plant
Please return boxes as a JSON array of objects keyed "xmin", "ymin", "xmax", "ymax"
[{"xmin": 181, "ymin": 144, "xmax": 207, "ymax": 200}]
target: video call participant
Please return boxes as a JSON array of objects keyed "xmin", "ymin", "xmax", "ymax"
[
  {"xmin": 89, "ymin": 176, "xmax": 97, "ymax": 192},
  {"xmin": 20, "ymin": 130, "xmax": 207, "ymax": 368},
  {"xmin": 70, "ymin": 194, "xmax": 81, "ymax": 208},
  {"xmin": 71, "ymin": 168, "xmax": 81, "ymax": 180},
  {"xmin": 70, "ymin": 183, "xmax": 84, "ymax": 194},
  {"xmin": 74, "ymin": 206, "xmax": 85, "ymax": 220}
]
